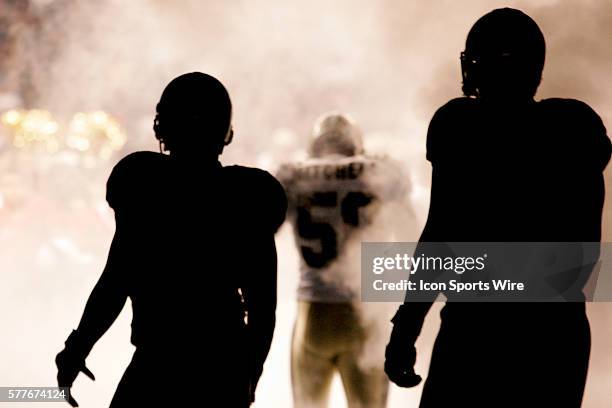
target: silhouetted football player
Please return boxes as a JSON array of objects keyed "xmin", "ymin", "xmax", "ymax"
[
  {"xmin": 278, "ymin": 113, "xmax": 415, "ymax": 408},
  {"xmin": 385, "ymin": 8, "xmax": 611, "ymax": 408},
  {"xmin": 55, "ymin": 72, "xmax": 287, "ymax": 407}
]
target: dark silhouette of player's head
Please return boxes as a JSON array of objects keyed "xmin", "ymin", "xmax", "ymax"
[
  {"xmin": 153, "ymin": 72, "xmax": 234, "ymax": 157},
  {"xmin": 460, "ymin": 8, "xmax": 545, "ymax": 103}
]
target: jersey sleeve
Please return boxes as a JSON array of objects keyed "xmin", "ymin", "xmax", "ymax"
[
  {"xmin": 235, "ymin": 167, "xmax": 288, "ymax": 233},
  {"xmin": 426, "ymin": 97, "xmax": 475, "ymax": 164},
  {"xmin": 259, "ymin": 170, "xmax": 288, "ymax": 232},
  {"xmin": 563, "ymin": 99, "xmax": 610, "ymax": 171},
  {"xmin": 106, "ymin": 152, "xmax": 162, "ymax": 212}
]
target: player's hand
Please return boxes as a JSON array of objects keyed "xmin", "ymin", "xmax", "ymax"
[
  {"xmin": 56, "ymin": 349, "xmax": 95, "ymax": 407},
  {"xmin": 384, "ymin": 327, "xmax": 422, "ymax": 388}
]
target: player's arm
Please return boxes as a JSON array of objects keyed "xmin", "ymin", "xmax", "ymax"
[
  {"xmin": 386, "ymin": 104, "xmax": 455, "ymax": 387},
  {"xmin": 241, "ymin": 234, "xmax": 278, "ymax": 398},
  {"xmin": 56, "ymin": 226, "xmax": 129, "ymax": 403},
  {"xmin": 572, "ymin": 100, "xmax": 610, "ymax": 241},
  {"xmin": 385, "ymin": 175, "xmax": 440, "ymax": 388},
  {"xmin": 70, "ymin": 228, "xmax": 129, "ymax": 352},
  {"xmin": 66, "ymin": 153, "xmax": 147, "ymax": 346},
  {"xmin": 241, "ymin": 171, "xmax": 287, "ymax": 401},
  {"xmin": 55, "ymin": 225, "xmax": 129, "ymax": 406},
  {"xmin": 56, "ymin": 157, "xmax": 137, "ymax": 407},
  {"xmin": 390, "ymin": 161, "xmax": 448, "ymax": 331},
  {"xmin": 390, "ymin": 99, "xmax": 465, "ymax": 319}
]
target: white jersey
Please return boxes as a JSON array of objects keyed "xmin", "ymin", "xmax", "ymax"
[{"xmin": 278, "ymin": 154, "xmax": 410, "ymax": 302}]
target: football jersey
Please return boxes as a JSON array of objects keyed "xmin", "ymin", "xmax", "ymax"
[
  {"xmin": 278, "ymin": 154, "xmax": 409, "ymax": 302},
  {"xmin": 423, "ymin": 97, "xmax": 611, "ymax": 243},
  {"xmin": 105, "ymin": 151, "xmax": 287, "ymax": 348}
]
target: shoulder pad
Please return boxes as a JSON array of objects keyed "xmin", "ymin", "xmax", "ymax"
[
  {"xmin": 426, "ymin": 98, "xmax": 477, "ymax": 163},
  {"xmin": 539, "ymin": 98, "xmax": 610, "ymax": 170},
  {"xmin": 106, "ymin": 151, "xmax": 167, "ymax": 210},
  {"xmin": 225, "ymin": 165, "xmax": 288, "ymax": 232}
]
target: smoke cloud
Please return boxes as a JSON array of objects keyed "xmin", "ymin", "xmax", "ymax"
[{"xmin": 0, "ymin": 0, "xmax": 610, "ymax": 407}]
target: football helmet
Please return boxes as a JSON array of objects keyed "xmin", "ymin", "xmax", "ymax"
[
  {"xmin": 154, "ymin": 72, "xmax": 233, "ymax": 154},
  {"xmin": 460, "ymin": 8, "xmax": 546, "ymax": 100},
  {"xmin": 309, "ymin": 112, "xmax": 364, "ymax": 158}
]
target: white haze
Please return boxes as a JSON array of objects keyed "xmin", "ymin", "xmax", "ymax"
[{"xmin": 0, "ymin": 0, "xmax": 611, "ymax": 407}]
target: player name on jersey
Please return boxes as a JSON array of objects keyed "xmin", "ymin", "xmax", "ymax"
[{"xmin": 289, "ymin": 160, "xmax": 376, "ymax": 181}]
